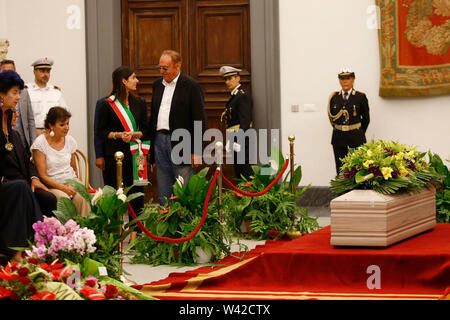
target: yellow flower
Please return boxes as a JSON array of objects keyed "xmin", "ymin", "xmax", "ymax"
[
  {"xmin": 398, "ymin": 166, "xmax": 409, "ymax": 177},
  {"xmin": 363, "ymin": 160, "xmax": 374, "ymax": 168},
  {"xmin": 367, "ymin": 150, "xmax": 373, "ymax": 157},
  {"xmin": 381, "ymin": 167, "xmax": 393, "ymax": 180},
  {"xmin": 395, "ymin": 152, "xmax": 404, "ymax": 160}
]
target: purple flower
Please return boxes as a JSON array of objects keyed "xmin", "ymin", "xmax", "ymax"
[
  {"xmin": 384, "ymin": 148, "xmax": 394, "ymax": 157},
  {"xmin": 368, "ymin": 166, "xmax": 383, "ymax": 177},
  {"xmin": 344, "ymin": 168, "xmax": 357, "ymax": 179},
  {"xmin": 405, "ymin": 159, "xmax": 415, "ymax": 171}
]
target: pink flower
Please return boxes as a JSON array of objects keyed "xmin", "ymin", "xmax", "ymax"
[{"xmin": 64, "ymin": 219, "xmax": 80, "ymax": 234}]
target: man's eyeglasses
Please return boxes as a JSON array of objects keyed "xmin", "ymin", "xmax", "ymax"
[{"xmin": 157, "ymin": 66, "xmax": 169, "ymax": 71}]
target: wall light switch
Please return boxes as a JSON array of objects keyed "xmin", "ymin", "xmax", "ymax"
[
  {"xmin": 304, "ymin": 103, "xmax": 316, "ymax": 112},
  {"xmin": 291, "ymin": 104, "xmax": 299, "ymax": 112}
]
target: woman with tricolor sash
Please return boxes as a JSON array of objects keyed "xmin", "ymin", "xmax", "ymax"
[{"xmin": 95, "ymin": 66, "xmax": 150, "ymax": 223}]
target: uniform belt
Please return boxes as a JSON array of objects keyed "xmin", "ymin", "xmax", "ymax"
[
  {"xmin": 333, "ymin": 123, "xmax": 361, "ymax": 132},
  {"xmin": 226, "ymin": 122, "xmax": 253, "ymax": 133},
  {"xmin": 157, "ymin": 129, "xmax": 170, "ymax": 134},
  {"xmin": 226, "ymin": 124, "xmax": 240, "ymax": 132}
]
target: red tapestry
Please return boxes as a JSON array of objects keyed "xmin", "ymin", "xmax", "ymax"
[{"xmin": 377, "ymin": 0, "xmax": 450, "ymax": 97}]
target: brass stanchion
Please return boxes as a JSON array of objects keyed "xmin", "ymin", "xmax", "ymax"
[
  {"xmin": 215, "ymin": 142, "xmax": 223, "ymax": 220},
  {"xmin": 115, "ymin": 151, "xmax": 136, "ymax": 286},
  {"xmin": 115, "ymin": 151, "xmax": 125, "ymax": 190},
  {"xmin": 114, "ymin": 152, "xmax": 125, "ymax": 269},
  {"xmin": 288, "ymin": 136, "xmax": 295, "ymax": 194}
]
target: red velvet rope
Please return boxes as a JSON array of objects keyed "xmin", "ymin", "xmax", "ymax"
[
  {"xmin": 221, "ymin": 159, "xmax": 289, "ymax": 197},
  {"xmin": 127, "ymin": 168, "xmax": 220, "ymax": 244}
]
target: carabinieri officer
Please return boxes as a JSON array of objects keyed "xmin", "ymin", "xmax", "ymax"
[
  {"xmin": 328, "ymin": 68, "xmax": 370, "ymax": 175},
  {"xmin": 220, "ymin": 66, "xmax": 254, "ymax": 181}
]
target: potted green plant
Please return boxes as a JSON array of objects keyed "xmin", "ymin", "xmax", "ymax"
[
  {"xmin": 428, "ymin": 152, "xmax": 450, "ymax": 223},
  {"xmin": 222, "ymin": 148, "xmax": 319, "ymax": 240},
  {"xmin": 130, "ymin": 168, "xmax": 234, "ymax": 266}
]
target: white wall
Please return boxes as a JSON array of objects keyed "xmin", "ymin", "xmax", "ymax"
[
  {"xmin": 1, "ymin": 0, "xmax": 87, "ymax": 156},
  {"xmin": 279, "ymin": 0, "xmax": 450, "ymax": 186}
]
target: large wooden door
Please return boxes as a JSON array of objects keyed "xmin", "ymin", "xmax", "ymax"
[{"xmin": 122, "ymin": 0, "xmax": 251, "ymax": 202}]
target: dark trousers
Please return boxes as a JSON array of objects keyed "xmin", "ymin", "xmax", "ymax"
[
  {"xmin": 0, "ymin": 180, "xmax": 43, "ymax": 258},
  {"xmin": 231, "ymin": 136, "xmax": 253, "ymax": 182},
  {"xmin": 332, "ymin": 144, "xmax": 350, "ymax": 175},
  {"xmin": 34, "ymin": 188, "xmax": 57, "ymax": 217}
]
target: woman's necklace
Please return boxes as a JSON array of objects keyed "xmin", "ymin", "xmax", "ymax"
[
  {"xmin": 4, "ymin": 132, "xmax": 13, "ymax": 151},
  {"xmin": 2, "ymin": 114, "xmax": 13, "ymax": 151}
]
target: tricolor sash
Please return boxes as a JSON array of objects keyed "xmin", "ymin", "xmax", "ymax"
[{"xmin": 107, "ymin": 95, "xmax": 150, "ymax": 186}]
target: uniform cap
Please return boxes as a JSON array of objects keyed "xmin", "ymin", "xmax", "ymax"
[
  {"xmin": 338, "ymin": 67, "xmax": 355, "ymax": 79},
  {"xmin": 220, "ymin": 66, "xmax": 242, "ymax": 79},
  {"xmin": 31, "ymin": 57, "xmax": 54, "ymax": 69}
]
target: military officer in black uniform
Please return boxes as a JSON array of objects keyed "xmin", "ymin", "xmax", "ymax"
[
  {"xmin": 220, "ymin": 66, "xmax": 254, "ymax": 181},
  {"xmin": 328, "ymin": 68, "xmax": 370, "ymax": 175}
]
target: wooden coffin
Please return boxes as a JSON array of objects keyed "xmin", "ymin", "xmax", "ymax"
[{"xmin": 330, "ymin": 187, "xmax": 436, "ymax": 247}]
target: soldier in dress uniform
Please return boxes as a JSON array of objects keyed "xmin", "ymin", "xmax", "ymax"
[
  {"xmin": 26, "ymin": 58, "xmax": 67, "ymax": 135},
  {"xmin": 328, "ymin": 68, "xmax": 370, "ymax": 175},
  {"xmin": 219, "ymin": 66, "xmax": 254, "ymax": 181}
]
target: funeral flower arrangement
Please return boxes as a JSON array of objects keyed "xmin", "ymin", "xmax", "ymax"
[
  {"xmin": 26, "ymin": 217, "xmax": 96, "ymax": 265},
  {"xmin": 330, "ymin": 140, "xmax": 442, "ymax": 195},
  {"xmin": 0, "ymin": 218, "xmax": 155, "ymax": 300}
]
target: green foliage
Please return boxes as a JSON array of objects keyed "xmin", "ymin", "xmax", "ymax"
[
  {"xmin": 428, "ymin": 152, "xmax": 450, "ymax": 223},
  {"xmin": 222, "ymin": 148, "xmax": 319, "ymax": 240},
  {"xmin": 130, "ymin": 169, "xmax": 234, "ymax": 266}
]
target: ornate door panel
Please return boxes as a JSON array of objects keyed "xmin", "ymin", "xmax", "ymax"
[
  {"xmin": 189, "ymin": 0, "xmax": 251, "ymax": 132},
  {"xmin": 122, "ymin": 0, "xmax": 251, "ymax": 202},
  {"xmin": 122, "ymin": 0, "xmax": 189, "ymax": 104}
]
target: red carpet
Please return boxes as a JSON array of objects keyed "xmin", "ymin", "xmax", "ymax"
[{"xmin": 135, "ymin": 224, "xmax": 450, "ymax": 300}]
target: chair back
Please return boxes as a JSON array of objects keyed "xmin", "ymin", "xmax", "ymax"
[{"xmin": 74, "ymin": 149, "xmax": 92, "ymax": 190}]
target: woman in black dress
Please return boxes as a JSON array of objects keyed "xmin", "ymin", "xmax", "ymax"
[
  {"xmin": 95, "ymin": 66, "xmax": 149, "ymax": 222},
  {"xmin": 0, "ymin": 70, "xmax": 42, "ymax": 262}
]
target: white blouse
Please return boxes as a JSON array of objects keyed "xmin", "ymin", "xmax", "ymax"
[{"xmin": 31, "ymin": 134, "xmax": 77, "ymax": 184}]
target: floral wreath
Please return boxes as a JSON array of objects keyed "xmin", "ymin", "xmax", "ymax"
[{"xmin": 405, "ymin": 0, "xmax": 450, "ymax": 55}]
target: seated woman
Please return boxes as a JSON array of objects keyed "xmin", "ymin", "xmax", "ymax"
[
  {"xmin": 31, "ymin": 107, "xmax": 90, "ymax": 217},
  {"xmin": 2, "ymin": 108, "xmax": 57, "ymax": 217},
  {"xmin": 0, "ymin": 70, "xmax": 43, "ymax": 262}
]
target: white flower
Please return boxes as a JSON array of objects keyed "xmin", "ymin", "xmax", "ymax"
[
  {"xmin": 116, "ymin": 188, "xmax": 124, "ymax": 195},
  {"xmin": 91, "ymin": 188, "xmax": 103, "ymax": 206},
  {"xmin": 118, "ymin": 194, "xmax": 127, "ymax": 203},
  {"xmin": 176, "ymin": 175, "xmax": 184, "ymax": 188}
]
